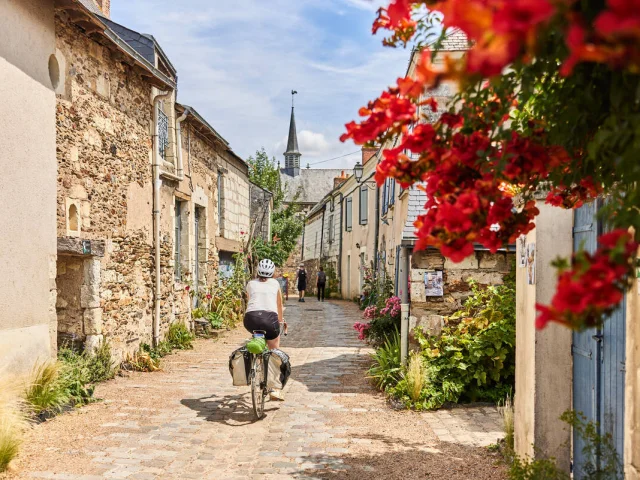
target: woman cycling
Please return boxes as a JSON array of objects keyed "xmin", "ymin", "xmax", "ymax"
[{"xmin": 244, "ymin": 259, "xmax": 285, "ymax": 350}]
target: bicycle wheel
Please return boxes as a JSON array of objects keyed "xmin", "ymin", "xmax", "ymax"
[{"xmin": 251, "ymin": 354, "xmax": 266, "ymax": 420}]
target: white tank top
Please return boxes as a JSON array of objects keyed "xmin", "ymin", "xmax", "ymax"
[{"xmin": 245, "ymin": 278, "xmax": 280, "ymax": 313}]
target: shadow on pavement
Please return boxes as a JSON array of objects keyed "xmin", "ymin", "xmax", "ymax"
[
  {"xmin": 180, "ymin": 393, "xmax": 279, "ymax": 426},
  {"xmin": 290, "ymin": 443, "xmax": 506, "ymax": 480},
  {"xmin": 288, "ymin": 353, "xmax": 373, "ymax": 394}
]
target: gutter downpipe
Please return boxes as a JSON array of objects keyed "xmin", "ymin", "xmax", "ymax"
[
  {"xmin": 399, "ymin": 245, "xmax": 410, "ymax": 366},
  {"xmin": 319, "ymin": 205, "xmax": 326, "ymax": 262},
  {"xmin": 176, "ymin": 107, "xmax": 190, "ymax": 179},
  {"xmin": 301, "ymin": 218, "xmax": 306, "ymax": 261},
  {"xmin": 373, "ymin": 182, "xmax": 380, "ymax": 274},
  {"xmin": 152, "ymin": 90, "xmax": 173, "ymax": 347},
  {"xmin": 338, "ymin": 193, "xmax": 344, "ymax": 297}
]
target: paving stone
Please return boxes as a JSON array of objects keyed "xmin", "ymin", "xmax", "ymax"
[{"xmin": 16, "ymin": 300, "xmax": 505, "ymax": 479}]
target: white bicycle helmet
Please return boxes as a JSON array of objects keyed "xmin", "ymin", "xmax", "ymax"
[{"xmin": 257, "ymin": 259, "xmax": 276, "ymax": 278}]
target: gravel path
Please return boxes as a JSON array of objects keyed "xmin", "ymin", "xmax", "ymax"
[{"xmin": 3, "ymin": 300, "xmax": 506, "ymax": 479}]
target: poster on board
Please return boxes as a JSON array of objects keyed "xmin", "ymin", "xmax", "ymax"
[
  {"xmin": 424, "ymin": 270, "xmax": 444, "ymax": 297},
  {"xmin": 526, "ymin": 243, "xmax": 536, "ymax": 285},
  {"xmin": 518, "ymin": 235, "xmax": 527, "ymax": 268}
]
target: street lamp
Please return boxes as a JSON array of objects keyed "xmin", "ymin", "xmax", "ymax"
[{"xmin": 353, "ymin": 162, "xmax": 364, "ymax": 183}]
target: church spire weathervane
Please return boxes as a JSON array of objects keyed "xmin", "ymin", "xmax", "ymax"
[{"xmin": 284, "ymin": 89, "xmax": 301, "ymax": 176}]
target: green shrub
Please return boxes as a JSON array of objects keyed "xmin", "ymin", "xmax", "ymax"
[
  {"xmin": 509, "ymin": 456, "xmax": 569, "ymax": 480},
  {"xmin": 166, "ymin": 322, "xmax": 194, "ymax": 350},
  {"xmin": 367, "ymin": 329, "xmax": 402, "ymax": 392},
  {"xmin": 410, "ymin": 279, "xmax": 516, "ymax": 409},
  {"xmin": 206, "ymin": 311, "xmax": 224, "ymax": 329},
  {"xmin": 58, "ymin": 341, "xmax": 117, "ymax": 385},
  {"xmin": 24, "ymin": 362, "xmax": 69, "ymax": 416},
  {"xmin": 560, "ymin": 411, "xmax": 623, "ymax": 479},
  {"xmin": 359, "ymin": 264, "xmax": 393, "ymax": 310}
]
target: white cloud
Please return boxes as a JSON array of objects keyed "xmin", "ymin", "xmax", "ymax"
[
  {"xmin": 111, "ymin": 0, "xmax": 408, "ymax": 169},
  {"xmin": 298, "ymin": 131, "xmax": 330, "ymax": 156}
]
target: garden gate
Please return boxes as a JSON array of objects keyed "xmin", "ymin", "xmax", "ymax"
[{"xmin": 572, "ymin": 201, "xmax": 625, "ymax": 478}]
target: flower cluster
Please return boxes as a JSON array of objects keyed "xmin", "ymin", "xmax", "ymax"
[
  {"xmin": 363, "ymin": 305, "xmax": 379, "ymax": 319},
  {"xmin": 344, "ymin": 0, "xmax": 640, "ymax": 330},
  {"xmin": 353, "ymin": 322, "xmax": 371, "ymax": 341},
  {"xmin": 536, "ymin": 230, "xmax": 638, "ymax": 329},
  {"xmin": 343, "ymin": 84, "xmax": 572, "ymax": 262},
  {"xmin": 380, "ymin": 296, "xmax": 402, "ymax": 318},
  {"xmin": 545, "ymin": 178, "xmax": 602, "ymax": 209},
  {"xmin": 373, "ymin": 0, "xmax": 640, "ymax": 77}
]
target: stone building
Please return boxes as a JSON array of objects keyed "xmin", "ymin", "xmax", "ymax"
[
  {"xmin": 52, "ymin": 0, "xmax": 252, "ymax": 360},
  {"xmin": 0, "ymin": 0, "xmax": 58, "ymax": 373}
]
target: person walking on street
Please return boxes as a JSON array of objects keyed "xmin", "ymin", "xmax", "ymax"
[
  {"xmin": 296, "ymin": 264, "xmax": 307, "ymax": 302},
  {"xmin": 317, "ymin": 266, "xmax": 327, "ymax": 302}
]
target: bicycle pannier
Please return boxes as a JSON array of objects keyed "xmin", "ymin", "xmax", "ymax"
[
  {"xmin": 265, "ymin": 349, "xmax": 291, "ymax": 390},
  {"xmin": 229, "ymin": 347, "xmax": 251, "ymax": 386}
]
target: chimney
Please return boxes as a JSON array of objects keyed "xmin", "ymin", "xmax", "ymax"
[
  {"xmin": 93, "ymin": 0, "xmax": 111, "ymax": 17},
  {"xmin": 362, "ymin": 146, "xmax": 377, "ymax": 165},
  {"xmin": 334, "ymin": 172, "xmax": 347, "ymax": 189}
]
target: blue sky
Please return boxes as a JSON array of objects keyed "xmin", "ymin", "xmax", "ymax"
[{"xmin": 111, "ymin": 0, "xmax": 409, "ymax": 169}]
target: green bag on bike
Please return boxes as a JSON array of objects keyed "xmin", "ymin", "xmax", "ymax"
[{"xmin": 246, "ymin": 337, "xmax": 267, "ymax": 354}]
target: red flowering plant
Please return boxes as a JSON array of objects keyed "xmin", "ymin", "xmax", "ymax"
[{"xmin": 342, "ymin": 0, "xmax": 640, "ymax": 330}]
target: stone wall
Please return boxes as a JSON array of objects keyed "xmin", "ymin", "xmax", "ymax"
[
  {"xmin": 409, "ymin": 250, "xmax": 515, "ymax": 337},
  {"xmin": 54, "ymin": 15, "xmax": 177, "ymax": 360}
]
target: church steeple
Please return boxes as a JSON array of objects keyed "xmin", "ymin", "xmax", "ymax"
[{"xmin": 283, "ymin": 90, "xmax": 301, "ymax": 177}]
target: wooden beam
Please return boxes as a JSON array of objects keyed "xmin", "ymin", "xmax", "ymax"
[
  {"xmin": 76, "ymin": 21, "xmax": 103, "ymax": 34},
  {"xmin": 58, "ymin": 237, "xmax": 105, "ymax": 257}
]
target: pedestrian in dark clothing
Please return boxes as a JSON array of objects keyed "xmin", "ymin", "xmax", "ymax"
[
  {"xmin": 296, "ymin": 264, "xmax": 307, "ymax": 302},
  {"xmin": 317, "ymin": 266, "xmax": 327, "ymax": 302}
]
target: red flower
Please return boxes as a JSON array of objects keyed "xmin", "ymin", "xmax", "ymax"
[
  {"xmin": 185, "ymin": 286, "xmax": 190, "ymax": 291},
  {"xmin": 455, "ymin": 192, "xmax": 480, "ymax": 215},
  {"xmin": 536, "ymin": 229, "xmax": 638, "ymax": 329}
]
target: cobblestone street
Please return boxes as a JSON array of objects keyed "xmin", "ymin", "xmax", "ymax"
[{"xmin": 6, "ymin": 301, "xmax": 506, "ymax": 480}]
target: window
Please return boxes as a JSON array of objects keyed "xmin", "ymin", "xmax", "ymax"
[
  {"xmin": 68, "ymin": 204, "xmax": 79, "ymax": 232},
  {"xmin": 345, "ymin": 197, "xmax": 353, "ymax": 231},
  {"xmin": 174, "ymin": 199, "xmax": 182, "ymax": 281},
  {"xmin": 158, "ymin": 106, "xmax": 169, "ymax": 162},
  {"xmin": 382, "ymin": 180, "xmax": 388, "ymax": 215},
  {"xmin": 359, "ymin": 186, "xmax": 368, "ymax": 225},
  {"xmin": 217, "ymin": 172, "xmax": 224, "ymax": 234},
  {"xmin": 328, "ymin": 214, "xmax": 335, "ymax": 243},
  {"xmin": 382, "ymin": 178, "xmax": 396, "ymax": 214}
]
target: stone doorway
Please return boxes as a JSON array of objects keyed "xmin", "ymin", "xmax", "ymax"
[{"xmin": 55, "ymin": 238, "xmax": 104, "ymax": 351}]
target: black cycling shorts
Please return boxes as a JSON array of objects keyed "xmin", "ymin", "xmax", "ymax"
[{"xmin": 243, "ymin": 310, "xmax": 280, "ymax": 340}]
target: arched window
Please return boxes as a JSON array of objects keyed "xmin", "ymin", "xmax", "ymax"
[{"xmin": 68, "ymin": 204, "xmax": 79, "ymax": 231}]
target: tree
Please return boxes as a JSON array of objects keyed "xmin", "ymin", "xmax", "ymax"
[
  {"xmin": 341, "ymin": 0, "xmax": 640, "ymax": 330},
  {"xmin": 246, "ymin": 148, "xmax": 303, "ymax": 267}
]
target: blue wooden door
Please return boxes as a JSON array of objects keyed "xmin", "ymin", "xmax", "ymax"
[{"xmin": 572, "ymin": 202, "xmax": 625, "ymax": 478}]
